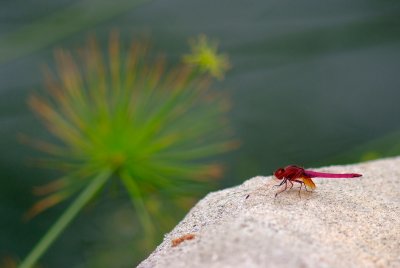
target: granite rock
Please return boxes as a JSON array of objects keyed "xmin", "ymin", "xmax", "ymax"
[{"xmin": 138, "ymin": 158, "xmax": 400, "ymax": 268}]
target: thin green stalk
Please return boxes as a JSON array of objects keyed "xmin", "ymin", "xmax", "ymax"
[
  {"xmin": 19, "ymin": 170, "xmax": 112, "ymax": 268},
  {"xmin": 120, "ymin": 171, "xmax": 155, "ymax": 243}
]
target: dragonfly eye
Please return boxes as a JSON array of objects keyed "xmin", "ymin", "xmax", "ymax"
[{"xmin": 273, "ymin": 168, "xmax": 285, "ymax": 180}]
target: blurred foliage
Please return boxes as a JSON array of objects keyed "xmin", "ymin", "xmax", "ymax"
[
  {"xmin": 0, "ymin": 0, "xmax": 150, "ymax": 64},
  {"xmin": 1, "ymin": 257, "xmax": 18, "ymax": 268},
  {"xmin": 19, "ymin": 32, "xmax": 235, "ymax": 268}
]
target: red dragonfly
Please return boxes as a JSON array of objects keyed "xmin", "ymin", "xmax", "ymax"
[{"xmin": 273, "ymin": 165, "xmax": 362, "ymax": 197}]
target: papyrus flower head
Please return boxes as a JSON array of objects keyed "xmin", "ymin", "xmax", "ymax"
[{"xmin": 183, "ymin": 34, "xmax": 230, "ymax": 80}]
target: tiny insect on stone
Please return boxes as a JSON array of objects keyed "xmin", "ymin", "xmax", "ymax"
[{"xmin": 171, "ymin": 234, "xmax": 196, "ymax": 247}]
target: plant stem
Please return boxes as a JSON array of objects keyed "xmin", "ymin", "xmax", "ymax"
[
  {"xmin": 120, "ymin": 171, "xmax": 155, "ymax": 246},
  {"xmin": 19, "ymin": 170, "xmax": 112, "ymax": 268}
]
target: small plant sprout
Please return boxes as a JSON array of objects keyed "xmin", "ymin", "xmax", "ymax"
[
  {"xmin": 183, "ymin": 34, "xmax": 230, "ymax": 80},
  {"xmin": 20, "ymin": 32, "xmax": 236, "ymax": 268}
]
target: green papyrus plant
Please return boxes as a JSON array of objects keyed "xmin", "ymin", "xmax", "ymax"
[{"xmin": 19, "ymin": 33, "xmax": 235, "ymax": 268}]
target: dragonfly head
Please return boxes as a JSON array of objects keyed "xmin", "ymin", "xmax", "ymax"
[{"xmin": 273, "ymin": 168, "xmax": 285, "ymax": 180}]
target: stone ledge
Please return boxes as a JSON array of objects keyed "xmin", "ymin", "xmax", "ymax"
[{"xmin": 138, "ymin": 157, "xmax": 400, "ymax": 268}]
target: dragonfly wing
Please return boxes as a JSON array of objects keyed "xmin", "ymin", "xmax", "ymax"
[{"xmin": 302, "ymin": 177, "xmax": 316, "ymax": 190}]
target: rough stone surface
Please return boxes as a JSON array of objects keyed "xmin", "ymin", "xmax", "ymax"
[{"xmin": 138, "ymin": 158, "xmax": 400, "ymax": 268}]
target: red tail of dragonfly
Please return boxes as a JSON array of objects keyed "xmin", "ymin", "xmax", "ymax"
[{"xmin": 273, "ymin": 165, "xmax": 362, "ymax": 197}]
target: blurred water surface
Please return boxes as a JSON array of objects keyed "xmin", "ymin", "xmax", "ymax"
[{"xmin": 1, "ymin": 0, "xmax": 400, "ymax": 267}]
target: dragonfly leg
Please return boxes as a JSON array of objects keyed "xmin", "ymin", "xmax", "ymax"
[
  {"xmin": 298, "ymin": 182, "xmax": 302, "ymax": 197},
  {"xmin": 288, "ymin": 180, "xmax": 294, "ymax": 190},
  {"xmin": 273, "ymin": 178, "xmax": 287, "ymax": 188},
  {"xmin": 274, "ymin": 179, "xmax": 288, "ymax": 197},
  {"xmin": 292, "ymin": 179, "xmax": 305, "ymax": 197}
]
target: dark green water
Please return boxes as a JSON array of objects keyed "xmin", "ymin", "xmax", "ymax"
[{"xmin": 1, "ymin": 0, "xmax": 400, "ymax": 267}]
